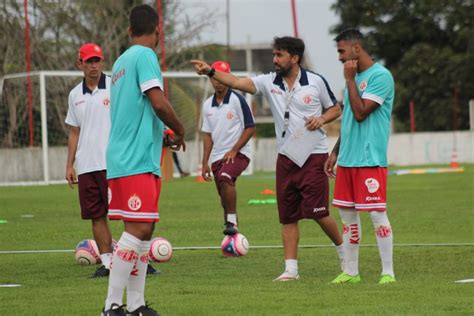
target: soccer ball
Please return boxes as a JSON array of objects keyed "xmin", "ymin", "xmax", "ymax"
[
  {"xmin": 75, "ymin": 239, "xmax": 100, "ymax": 265},
  {"xmin": 221, "ymin": 233, "xmax": 249, "ymax": 257},
  {"xmin": 149, "ymin": 237, "xmax": 173, "ymax": 262}
]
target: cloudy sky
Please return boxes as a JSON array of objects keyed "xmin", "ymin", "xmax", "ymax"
[{"xmin": 180, "ymin": 0, "xmax": 344, "ymax": 96}]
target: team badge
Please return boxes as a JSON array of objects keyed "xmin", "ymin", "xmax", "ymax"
[
  {"xmin": 128, "ymin": 194, "xmax": 142, "ymax": 211},
  {"xmin": 303, "ymin": 95, "xmax": 313, "ymax": 104},
  {"xmin": 365, "ymin": 178, "xmax": 380, "ymax": 193},
  {"xmin": 359, "ymin": 80, "xmax": 367, "ymax": 91},
  {"xmin": 226, "ymin": 111, "xmax": 234, "ymax": 120},
  {"xmin": 103, "ymin": 98, "xmax": 110, "ymax": 107}
]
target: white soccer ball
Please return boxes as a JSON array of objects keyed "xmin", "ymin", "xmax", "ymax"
[
  {"xmin": 75, "ymin": 239, "xmax": 100, "ymax": 265},
  {"xmin": 149, "ymin": 237, "xmax": 173, "ymax": 262},
  {"xmin": 221, "ymin": 233, "xmax": 249, "ymax": 257}
]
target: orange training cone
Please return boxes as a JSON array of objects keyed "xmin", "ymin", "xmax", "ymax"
[
  {"xmin": 196, "ymin": 163, "xmax": 205, "ymax": 183},
  {"xmin": 450, "ymin": 148, "xmax": 460, "ymax": 168}
]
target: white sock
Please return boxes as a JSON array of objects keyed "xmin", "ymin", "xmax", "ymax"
[
  {"xmin": 370, "ymin": 211, "xmax": 394, "ymax": 277},
  {"xmin": 100, "ymin": 253, "xmax": 113, "ymax": 269},
  {"xmin": 127, "ymin": 240, "xmax": 150, "ymax": 312},
  {"xmin": 335, "ymin": 244, "xmax": 344, "ymax": 271},
  {"xmin": 227, "ymin": 214, "xmax": 237, "ymax": 225},
  {"xmin": 339, "ymin": 209, "xmax": 361, "ymax": 276},
  {"xmin": 285, "ymin": 259, "xmax": 298, "ymax": 275},
  {"xmin": 104, "ymin": 232, "xmax": 141, "ymax": 310}
]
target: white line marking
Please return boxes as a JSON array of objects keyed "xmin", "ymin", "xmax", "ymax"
[
  {"xmin": 0, "ymin": 284, "xmax": 22, "ymax": 287},
  {"xmin": 0, "ymin": 243, "xmax": 473, "ymax": 254},
  {"xmin": 455, "ymin": 279, "xmax": 474, "ymax": 283}
]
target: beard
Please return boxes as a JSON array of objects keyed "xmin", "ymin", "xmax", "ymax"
[{"xmin": 275, "ymin": 63, "xmax": 292, "ymax": 77}]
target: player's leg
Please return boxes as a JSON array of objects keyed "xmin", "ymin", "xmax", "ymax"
[
  {"xmin": 314, "ymin": 216, "xmax": 344, "ymax": 269},
  {"xmin": 273, "ymin": 154, "xmax": 301, "ymax": 281},
  {"xmin": 104, "ymin": 174, "xmax": 160, "ymax": 315},
  {"xmin": 331, "ymin": 167, "xmax": 361, "ymax": 283},
  {"xmin": 370, "ymin": 211, "xmax": 395, "ymax": 283},
  {"xmin": 78, "ymin": 171, "xmax": 113, "ymax": 277}
]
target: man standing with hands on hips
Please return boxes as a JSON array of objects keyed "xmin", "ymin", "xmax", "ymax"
[
  {"xmin": 325, "ymin": 28, "xmax": 396, "ymax": 284},
  {"xmin": 192, "ymin": 36, "xmax": 344, "ymax": 282}
]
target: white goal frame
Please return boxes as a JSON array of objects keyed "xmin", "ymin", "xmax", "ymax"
[{"xmin": 0, "ymin": 70, "xmax": 254, "ymax": 186}]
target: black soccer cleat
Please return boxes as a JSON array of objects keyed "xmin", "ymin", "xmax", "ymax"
[
  {"xmin": 146, "ymin": 264, "xmax": 160, "ymax": 276},
  {"xmin": 223, "ymin": 222, "xmax": 239, "ymax": 235},
  {"xmin": 127, "ymin": 304, "xmax": 160, "ymax": 316},
  {"xmin": 101, "ymin": 303, "xmax": 126, "ymax": 316},
  {"xmin": 91, "ymin": 265, "xmax": 110, "ymax": 278}
]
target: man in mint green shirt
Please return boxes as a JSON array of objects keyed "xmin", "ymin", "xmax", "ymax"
[
  {"xmin": 102, "ymin": 5, "xmax": 185, "ymax": 316},
  {"xmin": 325, "ymin": 28, "xmax": 396, "ymax": 285}
]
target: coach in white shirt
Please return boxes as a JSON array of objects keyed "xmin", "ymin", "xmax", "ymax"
[
  {"xmin": 201, "ymin": 61, "xmax": 256, "ymax": 236},
  {"xmin": 192, "ymin": 36, "xmax": 344, "ymax": 281},
  {"xmin": 65, "ymin": 43, "xmax": 113, "ymax": 278}
]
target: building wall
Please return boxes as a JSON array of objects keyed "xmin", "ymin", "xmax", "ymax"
[{"xmin": 0, "ymin": 131, "xmax": 472, "ymax": 184}]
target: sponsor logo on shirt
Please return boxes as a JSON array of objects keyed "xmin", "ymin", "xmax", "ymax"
[
  {"xmin": 303, "ymin": 95, "xmax": 313, "ymax": 104},
  {"xmin": 112, "ymin": 68, "xmax": 125, "ymax": 85},
  {"xmin": 365, "ymin": 178, "xmax": 380, "ymax": 193},
  {"xmin": 359, "ymin": 80, "xmax": 367, "ymax": 91},
  {"xmin": 75, "ymin": 100, "xmax": 85, "ymax": 106},
  {"xmin": 128, "ymin": 194, "xmax": 142, "ymax": 211},
  {"xmin": 270, "ymin": 88, "xmax": 283, "ymax": 95}
]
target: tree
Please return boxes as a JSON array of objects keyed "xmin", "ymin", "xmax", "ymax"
[{"xmin": 331, "ymin": 0, "xmax": 474, "ymax": 131}]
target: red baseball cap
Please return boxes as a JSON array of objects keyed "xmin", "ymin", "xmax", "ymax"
[
  {"xmin": 79, "ymin": 43, "xmax": 104, "ymax": 61},
  {"xmin": 211, "ymin": 60, "xmax": 231, "ymax": 73}
]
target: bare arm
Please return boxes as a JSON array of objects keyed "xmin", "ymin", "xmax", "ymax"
[
  {"xmin": 201, "ymin": 132, "xmax": 213, "ymax": 181},
  {"xmin": 344, "ymin": 60, "xmax": 379, "ymax": 122},
  {"xmin": 190, "ymin": 59, "xmax": 257, "ymax": 95},
  {"xmin": 223, "ymin": 127, "xmax": 256, "ymax": 164},
  {"xmin": 324, "ymin": 135, "xmax": 341, "ymax": 178},
  {"xmin": 145, "ymin": 87, "xmax": 186, "ymax": 151},
  {"xmin": 65, "ymin": 126, "xmax": 79, "ymax": 188},
  {"xmin": 305, "ymin": 104, "xmax": 342, "ymax": 131}
]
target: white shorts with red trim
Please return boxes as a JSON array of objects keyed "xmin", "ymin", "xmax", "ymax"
[
  {"xmin": 108, "ymin": 173, "xmax": 161, "ymax": 222},
  {"xmin": 333, "ymin": 166, "xmax": 387, "ymax": 211}
]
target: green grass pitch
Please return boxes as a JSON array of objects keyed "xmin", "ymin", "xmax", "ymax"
[{"xmin": 0, "ymin": 165, "xmax": 473, "ymax": 315}]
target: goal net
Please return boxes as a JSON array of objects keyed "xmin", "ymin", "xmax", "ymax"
[{"xmin": 0, "ymin": 70, "xmax": 253, "ymax": 186}]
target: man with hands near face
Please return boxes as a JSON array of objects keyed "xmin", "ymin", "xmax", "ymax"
[
  {"xmin": 200, "ymin": 61, "xmax": 256, "ymax": 236},
  {"xmin": 192, "ymin": 36, "xmax": 343, "ymax": 282},
  {"xmin": 326, "ymin": 28, "xmax": 396, "ymax": 285}
]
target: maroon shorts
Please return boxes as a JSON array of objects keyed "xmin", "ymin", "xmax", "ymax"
[
  {"xmin": 78, "ymin": 170, "xmax": 108, "ymax": 220},
  {"xmin": 211, "ymin": 153, "xmax": 250, "ymax": 186},
  {"xmin": 333, "ymin": 166, "xmax": 387, "ymax": 211},
  {"xmin": 108, "ymin": 173, "xmax": 161, "ymax": 223},
  {"xmin": 276, "ymin": 153, "xmax": 330, "ymax": 224}
]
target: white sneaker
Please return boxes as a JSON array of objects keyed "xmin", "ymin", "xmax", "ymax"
[{"xmin": 273, "ymin": 271, "xmax": 300, "ymax": 282}]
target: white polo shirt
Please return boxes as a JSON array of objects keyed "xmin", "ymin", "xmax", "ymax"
[
  {"xmin": 65, "ymin": 73, "xmax": 111, "ymax": 175},
  {"xmin": 201, "ymin": 89, "xmax": 255, "ymax": 163},
  {"xmin": 251, "ymin": 68, "xmax": 337, "ymax": 153}
]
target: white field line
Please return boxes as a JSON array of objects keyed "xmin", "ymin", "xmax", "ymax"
[{"xmin": 0, "ymin": 243, "xmax": 473, "ymax": 254}]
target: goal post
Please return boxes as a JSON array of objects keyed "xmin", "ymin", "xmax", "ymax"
[{"xmin": 0, "ymin": 70, "xmax": 254, "ymax": 186}]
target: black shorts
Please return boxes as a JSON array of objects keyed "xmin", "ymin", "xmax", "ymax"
[{"xmin": 78, "ymin": 170, "xmax": 108, "ymax": 220}]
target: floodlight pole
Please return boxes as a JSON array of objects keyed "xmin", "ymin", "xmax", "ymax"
[{"xmin": 291, "ymin": 0, "xmax": 299, "ymax": 37}]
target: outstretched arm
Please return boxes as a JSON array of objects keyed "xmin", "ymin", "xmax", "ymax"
[{"xmin": 190, "ymin": 59, "xmax": 257, "ymax": 95}]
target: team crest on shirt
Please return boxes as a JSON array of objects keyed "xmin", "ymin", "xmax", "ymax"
[
  {"xmin": 364, "ymin": 178, "xmax": 380, "ymax": 193},
  {"xmin": 102, "ymin": 98, "xmax": 110, "ymax": 107},
  {"xmin": 359, "ymin": 80, "xmax": 368, "ymax": 91},
  {"xmin": 226, "ymin": 111, "xmax": 234, "ymax": 120},
  {"xmin": 128, "ymin": 194, "xmax": 142, "ymax": 211},
  {"xmin": 303, "ymin": 95, "xmax": 313, "ymax": 104},
  {"xmin": 75, "ymin": 100, "xmax": 85, "ymax": 106}
]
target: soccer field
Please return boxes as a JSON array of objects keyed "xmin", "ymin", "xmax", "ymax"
[{"xmin": 0, "ymin": 165, "xmax": 473, "ymax": 315}]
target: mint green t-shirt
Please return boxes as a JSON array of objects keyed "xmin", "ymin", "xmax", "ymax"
[
  {"xmin": 338, "ymin": 63, "xmax": 394, "ymax": 167},
  {"xmin": 106, "ymin": 45, "xmax": 164, "ymax": 179}
]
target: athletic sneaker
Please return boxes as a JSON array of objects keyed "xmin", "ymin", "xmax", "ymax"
[
  {"xmin": 379, "ymin": 274, "xmax": 396, "ymax": 284},
  {"xmin": 101, "ymin": 303, "xmax": 126, "ymax": 316},
  {"xmin": 91, "ymin": 265, "xmax": 109, "ymax": 278},
  {"xmin": 273, "ymin": 271, "xmax": 300, "ymax": 282},
  {"xmin": 127, "ymin": 304, "xmax": 160, "ymax": 316},
  {"xmin": 331, "ymin": 272, "xmax": 361, "ymax": 284},
  {"xmin": 223, "ymin": 222, "xmax": 239, "ymax": 235},
  {"xmin": 146, "ymin": 264, "xmax": 160, "ymax": 276}
]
